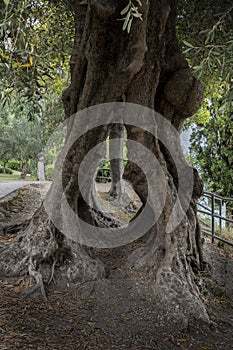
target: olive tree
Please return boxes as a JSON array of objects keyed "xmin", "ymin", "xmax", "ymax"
[{"xmin": 0, "ymin": 0, "xmax": 211, "ymax": 325}]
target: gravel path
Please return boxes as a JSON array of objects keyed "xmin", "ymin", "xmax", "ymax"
[
  {"xmin": 0, "ymin": 180, "xmax": 49, "ymax": 200},
  {"xmin": 0, "ymin": 180, "xmax": 112, "ymax": 201}
]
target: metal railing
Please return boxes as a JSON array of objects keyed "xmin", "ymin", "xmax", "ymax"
[
  {"xmin": 96, "ymin": 167, "xmax": 111, "ymax": 182},
  {"xmin": 96, "ymin": 169, "xmax": 233, "ymax": 247},
  {"xmin": 198, "ymin": 191, "xmax": 233, "ymax": 246}
]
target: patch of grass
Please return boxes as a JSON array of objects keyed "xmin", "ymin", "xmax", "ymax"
[
  {"xmin": 215, "ymin": 227, "xmax": 233, "ymax": 256},
  {"xmin": 12, "ymin": 170, "xmax": 21, "ymax": 175},
  {"xmin": 216, "ymin": 226, "xmax": 233, "ymax": 241},
  {"xmin": 0, "ymin": 174, "xmax": 20, "ymax": 180},
  {"xmin": 0, "ymin": 173, "xmax": 37, "ymax": 181}
]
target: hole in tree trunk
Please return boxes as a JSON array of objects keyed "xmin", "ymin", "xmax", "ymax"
[
  {"xmin": 95, "ymin": 125, "xmax": 142, "ymax": 226},
  {"xmin": 95, "ymin": 177, "xmax": 142, "ymax": 226}
]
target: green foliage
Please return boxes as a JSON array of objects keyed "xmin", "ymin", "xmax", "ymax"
[
  {"xmin": 0, "ymin": 97, "xmax": 43, "ymax": 174},
  {"xmin": 189, "ymin": 110, "xmax": 233, "ymax": 197},
  {"xmin": 0, "ymin": 166, "xmax": 13, "ymax": 174},
  {"xmin": 0, "ymin": 91, "xmax": 65, "ymax": 178},
  {"xmin": 42, "ymin": 95, "xmax": 65, "ymax": 136},
  {"xmin": 185, "ymin": 81, "xmax": 225, "ymax": 127},
  {"xmin": 0, "ymin": 0, "xmax": 73, "ymax": 108},
  {"xmin": 43, "ymin": 125, "xmax": 66, "ymax": 181},
  {"xmin": 96, "ymin": 160, "xmax": 128, "ymax": 180},
  {"xmin": 45, "ymin": 164, "xmax": 54, "ymax": 181},
  {"xmin": 119, "ymin": 0, "xmax": 143, "ymax": 33},
  {"xmin": 96, "ymin": 161, "xmax": 111, "ymax": 182},
  {"xmin": 178, "ymin": 1, "xmax": 233, "ymax": 112},
  {"xmin": 7, "ymin": 159, "xmax": 20, "ymax": 170},
  {"xmin": 184, "ymin": 98, "xmax": 211, "ymax": 128},
  {"xmin": 179, "ymin": 1, "xmax": 233, "ymax": 198}
]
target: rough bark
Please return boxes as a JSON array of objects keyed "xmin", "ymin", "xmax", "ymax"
[
  {"xmin": 109, "ymin": 124, "xmax": 125, "ymax": 199},
  {"xmin": 0, "ymin": 0, "xmax": 208, "ymax": 324},
  {"xmin": 108, "ymin": 123, "xmax": 134, "ymax": 211}
]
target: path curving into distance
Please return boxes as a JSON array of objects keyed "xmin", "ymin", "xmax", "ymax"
[{"xmin": 0, "ymin": 180, "xmax": 48, "ymax": 200}]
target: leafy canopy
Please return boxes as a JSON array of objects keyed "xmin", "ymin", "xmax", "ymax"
[
  {"xmin": 0, "ymin": 0, "xmax": 73, "ymax": 112},
  {"xmin": 178, "ymin": 0, "xmax": 233, "ymax": 115}
]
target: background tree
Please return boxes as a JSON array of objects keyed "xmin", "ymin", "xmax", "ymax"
[
  {"xmin": 0, "ymin": 93, "xmax": 64, "ymax": 178},
  {"xmin": 189, "ymin": 104, "xmax": 233, "ymax": 221},
  {"xmin": 179, "ymin": 0, "xmax": 232, "ymax": 203},
  {"xmin": 0, "ymin": 0, "xmax": 73, "ymax": 110},
  {"xmin": 0, "ymin": 97, "xmax": 42, "ymax": 176},
  {"xmin": 190, "ymin": 110, "xmax": 233, "ymax": 197},
  {"xmin": 0, "ymin": 0, "xmax": 69, "ymax": 178},
  {"xmin": 178, "ymin": 0, "xmax": 233, "ymax": 112}
]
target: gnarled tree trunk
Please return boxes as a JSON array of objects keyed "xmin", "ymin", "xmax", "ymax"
[{"xmin": 0, "ymin": 0, "xmax": 208, "ymax": 324}]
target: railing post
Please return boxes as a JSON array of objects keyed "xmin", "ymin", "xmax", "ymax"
[
  {"xmin": 219, "ymin": 199, "xmax": 222, "ymax": 234},
  {"xmin": 211, "ymin": 194, "xmax": 215, "ymax": 243},
  {"xmin": 198, "ymin": 191, "xmax": 233, "ymax": 247}
]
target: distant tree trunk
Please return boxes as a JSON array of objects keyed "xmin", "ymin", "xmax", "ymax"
[
  {"xmin": 108, "ymin": 124, "xmax": 133, "ymax": 210},
  {"xmin": 0, "ymin": 0, "xmax": 208, "ymax": 324},
  {"xmin": 37, "ymin": 153, "xmax": 45, "ymax": 182},
  {"xmin": 20, "ymin": 161, "xmax": 28, "ymax": 179},
  {"xmin": 109, "ymin": 123, "xmax": 125, "ymax": 199},
  {"xmin": 3, "ymin": 161, "xmax": 7, "ymax": 173}
]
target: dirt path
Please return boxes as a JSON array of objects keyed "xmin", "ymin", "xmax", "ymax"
[
  {"xmin": 0, "ymin": 184, "xmax": 233, "ymax": 349},
  {"xmin": 0, "ymin": 180, "xmax": 50, "ymax": 200},
  {"xmin": 0, "ymin": 183, "xmax": 50, "ymax": 238}
]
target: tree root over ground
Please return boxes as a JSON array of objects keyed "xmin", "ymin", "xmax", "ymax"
[
  {"xmin": 0, "ymin": 243, "xmax": 233, "ymax": 349},
  {"xmin": 0, "ymin": 184, "xmax": 228, "ymax": 329},
  {"xmin": 0, "ymin": 197, "xmax": 210, "ymax": 328}
]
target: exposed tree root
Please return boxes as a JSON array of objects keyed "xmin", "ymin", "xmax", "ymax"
[
  {"xmin": 48, "ymin": 259, "xmax": 57, "ymax": 285},
  {"xmin": 0, "ymin": 206, "xmax": 106, "ymax": 299},
  {"xmin": 27, "ymin": 257, "xmax": 47, "ymax": 302},
  {"xmin": 125, "ymin": 212, "xmax": 210, "ymax": 324},
  {"xmin": 1, "ymin": 219, "xmax": 30, "ymax": 235}
]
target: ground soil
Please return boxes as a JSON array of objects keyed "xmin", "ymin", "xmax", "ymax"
[{"xmin": 0, "ymin": 184, "xmax": 233, "ymax": 350}]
